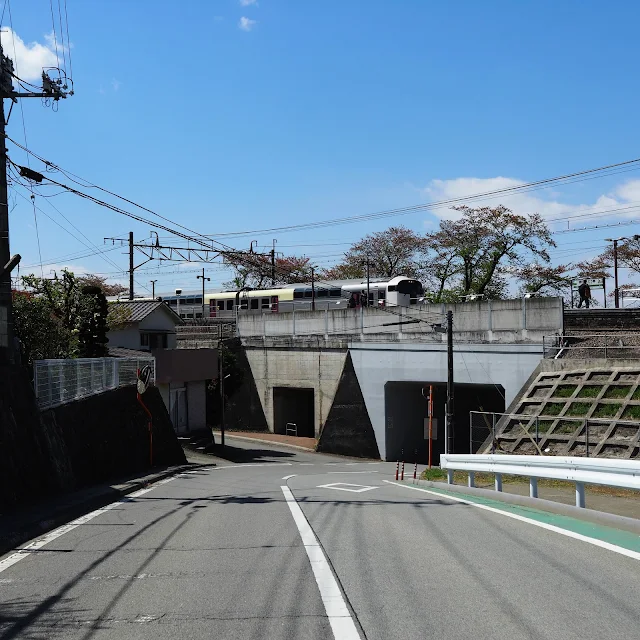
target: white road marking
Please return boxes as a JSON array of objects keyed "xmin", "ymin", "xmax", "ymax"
[
  {"xmin": 327, "ymin": 471, "xmax": 379, "ymax": 475},
  {"xmin": 317, "ymin": 483, "xmax": 378, "ymax": 493},
  {"xmin": 384, "ymin": 480, "xmax": 640, "ymax": 562},
  {"xmin": 281, "ymin": 486, "xmax": 361, "ymax": 640},
  {"xmin": 0, "ymin": 476, "xmax": 177, "ymax": 574},
  {"xmin": 282, "ymin": 475, "xmax": 297, "ymax": 480},
  {"xmin": 367, "ymin": 462, "xmax": 382, "ymax": 465},
  {"xmin": 299, "ymin": 463, "xmax": 314, "ymax": 466},
  {"xmin": 324, "ymin": 463, "xmax": 338, "ymax": 466}
]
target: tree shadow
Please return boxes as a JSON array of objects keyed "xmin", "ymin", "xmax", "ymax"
[{"xmin": 209, "ymin": 445, "xmax": 295, "ymax": 463}]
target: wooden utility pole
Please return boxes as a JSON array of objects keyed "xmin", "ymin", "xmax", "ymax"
[
  {"xmin": 311, "ymin": 266, "xmax": 316, "ymax": 311},
  {"xmin": 0, "ymin": 44, "xmax": 71, "ymax": 362},
  {"xmin": 0, "ymin": 57, "xmax": 12, "ymax": 363}
]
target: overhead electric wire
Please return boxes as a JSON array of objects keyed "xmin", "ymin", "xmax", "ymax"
[{"xmin": 8, "ymin": 134, "xmax": 640, "ymax": 238}]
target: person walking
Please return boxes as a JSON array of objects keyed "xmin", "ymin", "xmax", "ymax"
[{"xmin": 577, "ymin": 280, "xmax": 591, "ymax": 308}]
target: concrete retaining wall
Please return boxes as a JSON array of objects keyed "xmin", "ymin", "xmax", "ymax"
[
  {"xmin": 239, "ymin": 297, "xmax": 563, "ymax": 344},
  {"xmin": 0, "ymin": 365, "xmax": 185, "ymax": 510}
]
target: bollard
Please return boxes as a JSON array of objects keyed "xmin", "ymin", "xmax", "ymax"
[
  {"xmin": 413, "ymin": 461, "xmax": 418, "ymax": 481},
  {"xmin": 401, "ymin": 461, "xmax": 405, "ymax": 481},
  {"xmin": 395, "ymin": 461, "xmax": 399, "ymax": 481}
]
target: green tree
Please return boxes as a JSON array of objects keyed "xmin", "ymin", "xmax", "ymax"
[
  {"xmin": 324, "ymin": 226, "xmax": 427, "ymax": 280},
  {"xmin": 77, "ymin": 286, "xmax": 109, "ymax": 358},
  {"xmin": 429, "ymin": 205, "xmax": 555, "ymax": 298},
  {"xmin": 13, "ymin": 291, "xmax": 73, "ymax": 363}
]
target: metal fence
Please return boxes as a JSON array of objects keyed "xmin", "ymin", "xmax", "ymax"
[
  {"xmin": 469, "ymin": 410, "xmax": 637, "ymax": 458},
  {"xmin": 34, "ymin": 357, "xmax": 155, "ymax": 410},
  {"xmin": 543, "ymin": 333, "xmax": 640, "ymax": 359}
]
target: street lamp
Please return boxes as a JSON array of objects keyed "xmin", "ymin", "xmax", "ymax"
[{"xmin": 604, "ymin": 236, "xmax": 640, "ymax": 308}]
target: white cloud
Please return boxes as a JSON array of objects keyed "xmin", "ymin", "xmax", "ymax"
[
  {"xmin": 0, "ymin": 28, "xmax": 59, "ymax": 81},
  {"xmin": 421, "ymin": 176, "xmax": 640, "ymax": 229},
  {"xmin": 111, "ymin": 78, "xmax": 121, "ymax": 91},
  {"xmin": 240, "ymin": 0, "xmax": 258, "ymax": 6},
  {"xmin": 238, "ymin": 16, "xmax": 257, "ymax": 31}
]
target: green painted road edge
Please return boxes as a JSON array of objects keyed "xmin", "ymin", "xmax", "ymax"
[{"xmin": 404, "ymin": 481, "xmax": 640, "ymax": 554}]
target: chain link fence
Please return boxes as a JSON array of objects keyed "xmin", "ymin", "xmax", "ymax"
[{"xmin": 34, "ymin": 357, "xmax": 155, "ymax": 410}]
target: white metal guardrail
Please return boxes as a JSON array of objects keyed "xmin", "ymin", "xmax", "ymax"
[
  {"xmin": 440, "ymin": 454, "xmax": 640, "ymax": 508},
  {"xmin": 34, "ymin": 357, "xmax": 155, "ymax": 410}
]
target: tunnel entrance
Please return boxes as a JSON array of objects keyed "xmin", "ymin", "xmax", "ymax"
[
  {"xmin": 384, "ymin": 382, "xmax": 505, "ymax": 463},
  {"xmin": 273, "ymin": 387, "xmax": 315, "ymax": 437}
]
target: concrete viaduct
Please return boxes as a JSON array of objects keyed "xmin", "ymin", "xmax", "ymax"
[{"xmin": 235, "ymin": 297, "xmax": 564, "ymax": 462}]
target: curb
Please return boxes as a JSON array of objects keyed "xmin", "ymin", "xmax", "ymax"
[
  {"xmin": 211, "ymin": 432, "xmax": 317, "ymax": 453},
  {"xmin": 411, "ymin": 479, "xmax": 640, "ymax": 536},
  {"xmin": 0, "ymin": 463, "xmax": 200, "ymax": 558}
]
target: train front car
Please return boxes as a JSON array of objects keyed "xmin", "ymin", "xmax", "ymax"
[{"xmin": 385, "ymin": 276, "xmax": 424, "ymax": 306}]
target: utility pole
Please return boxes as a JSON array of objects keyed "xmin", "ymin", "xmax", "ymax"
[
  {"xmin": 271, "ymin": 239, "xmax": 277, "ymax": 286},
  {"xmin": 150, "ymin": 280, "xmax": 157, "ymax": 299},
  {"xmin": 0, "ymin": 45, "xmax": 70, "ymax": 363},
  {"xmin": 366, "ymin": 258, "xmax": 370, "ymax": 307},
  {"xmin": 219, "ymin": 346, "xmax": 226, "ymax": 448},
  {"xmin": 446, "ymin": 310, "xmax": 455, "ymax": 455},
  {"xmin": 129, "ymin": 231, "xmax": 134, "ymax": 300},
  {"xmin": 311, "ymin": 267, "xmax": 316, "ymax": 311},
  {"xmin": 0, "ymin": 56, "xmax": 12, "ymax": 363},
  {"xmin": 613, "ymin": 239, "xmax": 619, "ymax": 309},
  {"xmin": 197, "ymin": 268, "xmax": 210, "ymax": 318}
]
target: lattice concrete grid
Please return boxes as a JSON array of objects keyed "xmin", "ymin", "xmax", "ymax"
[{"xmin": 485, "ymin": 368, "xmax": 640, "ymax": 459}]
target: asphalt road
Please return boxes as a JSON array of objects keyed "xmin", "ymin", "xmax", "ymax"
[{"xmin": 1, "ymin": 438, "xmax": 639, "ymax": 639}]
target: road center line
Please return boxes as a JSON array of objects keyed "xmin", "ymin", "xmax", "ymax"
[
  {"xmin": 281, "ymin": 486, "xmax": 361, "ymax": 640},
  {"xmin": 383, "ymin": 480, "xmax": 640, "ymax": 561},
  {"xmin": 0, "ymin": 476, "xmax": 177, "ymax": 574}
]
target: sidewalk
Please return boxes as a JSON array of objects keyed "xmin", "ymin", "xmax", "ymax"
[
  {"xmin": 212, "ymin": 430, "xmax": 317, "ymax": 451},
  {"xmin": 438, "ymin": 473, "xmax": 640, "ymax": 521},
  {"xmin": 0, "ymin": 463, "xmax": 199, "ymax": 558}
]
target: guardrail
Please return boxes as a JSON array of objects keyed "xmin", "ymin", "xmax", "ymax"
[
  {"xmin": 439, "ymin": 454, "xmax": 640, "ymax": 508},
  {"xmin": 34, "ymin": 357, "xmax": 155, "ymax": 410}
]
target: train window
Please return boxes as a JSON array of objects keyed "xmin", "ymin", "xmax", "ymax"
[
  {"xmin": 241, "ymin": 300, "xmax": 248, "ymax": 310},
  {"xmin": 262, "ymin": 297, "xmax": 270, "ymax": 309},
  {"xmin": 330, "ymin": 288, "xmax": 341, "ymax": 297},
  {"xmin": 226, "ymin": 300, "xmax": 234, "ymax": 310},
  {"xmin": 304, "ymin": 290, "xmax": 313, "ymax": 298},
  {"xmin": 167, "ymin": 299, "xmax": 177, "ymax": 306},
  {"xmin": 194, "ymin": 297, "xmax": 202, "ymax": 305},
  {"xmin": 294, "ymin": 291, "xmax": 304, "ymax": 299},
  {"xmin": 379, "ymin": 290, "xmax": 386, "ymax": 299},
  {"xmin": 251, "ymin": 299, "xmax": 259, "ymax": 310},
  {"xmin": 317, "ymin": 289, "xmax": 328, "ymax": 297},
  {"xmin": 218, "ymin": 300, "xmax": 225, "ymax": 310},
  {"xmin": 388, "ymin": 285, "xmax": 396, "ymax": 292}
]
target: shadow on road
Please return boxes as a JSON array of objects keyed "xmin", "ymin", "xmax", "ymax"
[{"xmin": 208, "ymin": 444, "xmax": 296, "ymax": 463}]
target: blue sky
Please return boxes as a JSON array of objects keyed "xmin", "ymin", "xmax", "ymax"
[{"xmin": 4, "ymin": 0, "xmax": 640, "ymax": 299}]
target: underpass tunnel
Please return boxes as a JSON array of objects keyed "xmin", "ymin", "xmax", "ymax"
[
  {"xmin": 384, "ymin": 381, "xmax": 505, "ymax": 463},
  {"xmin": 273, "ymin": 386, "xmax": 315, "ymax": 437}
]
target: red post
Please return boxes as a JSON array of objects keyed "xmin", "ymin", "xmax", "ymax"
[
  {"xmin": 395, "ymin": 461, "xmax": 399, "ymax": 481},
  {"xmin": 401, "ymin": 461, "xmax": 405, "ymax": 481},
  {"xmin": 428, "ymin": 385, "xmax": 434, "ymax": 470}
]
